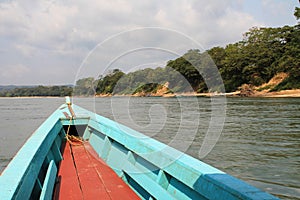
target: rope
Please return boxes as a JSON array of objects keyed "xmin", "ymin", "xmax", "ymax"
[{"xmin": 65, "ymin": 113, "xmax": 84, "ymax": 146}]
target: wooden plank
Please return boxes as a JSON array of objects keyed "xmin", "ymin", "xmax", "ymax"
[
  {"xmin": 40, "ymin": 160, "xmax": 57, "ymax": 200},
  {"xmin": 54, "ymin": 142, "xmax": 140, "ymax": 199},
  {"xmin": 83, "ymin": 143, "xmax": 141, "ymax": 200},
  {"xmin": 71, "ymin": 144, "xmax": 111, "ymax": 199},
  {"xmin": 53, "ymin": 143, "xmax": 82, "ymax": 200}
]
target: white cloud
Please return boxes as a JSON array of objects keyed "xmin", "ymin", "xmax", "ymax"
[
  {"xmin": 0, "ymin": 0, "xmax": 295, "ymax": 84},
  {"xmin": 212, "ymin": 8, "xmax": 264, "ymax": 47},
  {"xmin": 261, "ymin": 0, "xmax": 298, "ymax": 26},
  {"xmin": 1, "ymin": 64, "xmax": 29, "ymax": 79},
  {"xmin": 0, "ymin": 2, "xmax": 27, "ymax": 38}
]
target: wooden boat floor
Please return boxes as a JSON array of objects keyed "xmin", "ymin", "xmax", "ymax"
[{"xmin": 53, "ymin": 141, "xmax": 140, "ymax": 200}]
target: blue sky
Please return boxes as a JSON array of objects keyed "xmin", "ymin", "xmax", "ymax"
[
  {"xmin": 0, "ymin": 0, "xmax": 299, "ymax": 85},
  {"xmin": 242, "ymin": 0, "xmax": 298, "ymax": 26}
]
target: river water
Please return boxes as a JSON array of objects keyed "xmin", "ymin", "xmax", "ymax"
[{"xmin": 0, "ymin": 97, "xmax": 299, "ymax": 199}]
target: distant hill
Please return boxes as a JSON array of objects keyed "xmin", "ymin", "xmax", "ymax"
[
  {"xmin": 0, "ymin": 85, "xmax": 73, "ymax": 97},
  {"xmin": 0, "ymin": 85, "xmax": 36, "ymax": 91}
]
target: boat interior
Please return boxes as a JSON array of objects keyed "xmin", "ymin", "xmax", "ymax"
[{"xmin": 0, "ymin": 104, "xmax": 279, "ymax": 200}]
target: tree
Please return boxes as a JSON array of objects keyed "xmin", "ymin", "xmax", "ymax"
[
  {"xmin": 241, "ymin": 27, "xmax": 284, "ymax": 85},
  {"xmin": 74, "ymin": 77, "xmax": 95, "ymax": 96},
  {"xmin": 167, "ymin": 49, "xmax": 203, "ymax": 92},
  {"xmin": 96, "ymin": 69, "xmax": 125, "ymax": 94},
  {"xmin": 220, "ymin": 43, "xmax": 246, "ymax": 91},
  {"xmin": 294, "ymin": 7, "xmax": 300, "ymax": 20},
  {"xmin": 207, "ymin": 47, "xmax": 225, "ymax": 70}
]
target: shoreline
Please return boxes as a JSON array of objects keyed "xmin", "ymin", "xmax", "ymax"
[
  {"xmin": 0, "ymin": 89, "xmax": 299, "ymax": 98},
  {"xmin": 250, "ymin": 89, "xmax": 300, "ymax": 98},
  {"xmin": 95, "ymin": 89, "xmax": 300, "ymax": 98},
  {"xmin": 106, "ymin": 89, "xmax": 300, "ymax": 98},
  {"xmin": 0, "ymin": 96, "xmax": 62, "ymax": 99}
]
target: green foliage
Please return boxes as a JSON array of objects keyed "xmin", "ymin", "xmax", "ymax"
[
  {"xmin": 219, "ymin": 43, "xmax": 246, "ymax": 91},
  {"xmin": 116, "ymin": 67, "xmax": 168, "ymax": 94},
  {"xmin": 89, "ymin": 24, "xmax": 300, "ymax": 95},
  {"xmin": 74, "ymin": 77, "xmax": 96, "ymax": 96},
  {"xmin": 206, "ymin": 24, "xmax": 300, "ymax": 92},
  {"xmin": 295, "ymin": 7, "xmax": 300, "ymax": 20},
  {"xmin": 0, "ymin": 86, "xmax": 72, "ymax": 97},
  {"xmin": 133, "ymin": 83, "xmax": 160, "ymax": 94},
  {"xmin": 256, "ymin": 85, "xmax": 273, "ymax": 92},
  {"xmin": 96, "ymin": 69, "xmax": 125, "ymax": 94},
  {"xmin": 167, "ymin": 50, "xmax": 203, "ymax": 92},
  {"xmin": 270, "ymin": 76, "xmax": 300, "ymax": 91},
  {"xmin": 207, "ymin": 47, "xmax": 226, "ymax": 70}
]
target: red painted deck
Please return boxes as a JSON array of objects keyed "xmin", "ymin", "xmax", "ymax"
[{"xmin": 53, "ymin": 142, "xmax": 140, "ymax": 200}]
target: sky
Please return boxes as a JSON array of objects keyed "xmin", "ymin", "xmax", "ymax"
[{"xmin": 0, "ymin": 0, "xmax": 299, "ymax": 85}]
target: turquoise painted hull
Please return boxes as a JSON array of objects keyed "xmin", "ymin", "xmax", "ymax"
[{"xmin": 0, "ymin": 101, "xmax": 279, "ymax": 200}]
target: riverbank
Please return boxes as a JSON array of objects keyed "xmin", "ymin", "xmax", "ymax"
[
  {"xmin": 251, "ymin": 89, "xmax": 300, "ymax": 98},
  {"xmin": 94, "ymin": 89, "xmax": 300, "ymax": 98},
  {"xmin": 173, "ymin": 89, "xmax": 300, "ymax": 98},
  {"xmin": 1, "ymin": 89, "xmax": 299, "ymax": 98}
]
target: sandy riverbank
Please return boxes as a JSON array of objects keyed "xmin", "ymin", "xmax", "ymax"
[
  {"xmin": 94, "ymin": 89, "xmax": 300, "ymax": 98},
  {"xmin": 251, "ymin": 89, "xmax": 300, "ymax": 98},
  {"xmin": 173, "ymin": 89, "xmax": 300, "ymax": 98},
  {"xmin": 1, "ymin": 89, "xmax": 299, "ymax": 98}
]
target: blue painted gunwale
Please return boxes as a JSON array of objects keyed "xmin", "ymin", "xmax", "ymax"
[
  {"xmin": 0, "ymin": 103, "xmax": 280, "ymax": 200},
  {"xmin": 0, "ymin": 105, "xmax": 66, "ymax": 199},
  {"xmin": 77, "ymin": 105, "xmax": 280, "ymax": 200}
]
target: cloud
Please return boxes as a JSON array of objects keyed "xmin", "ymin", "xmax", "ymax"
[
  {"xmin": 261, "ymin": 0, "xmax": 298, "ymax": 26},
  {"xmin": 1, "ymin": 64, "xmax": 29, "ymax": 79},
  {"xmin": 1, "ymin": 0, "xmax": 261, "ymax": 51},
  {"xmin": 212, "ymin": 8, "xmax": 263, "ymax": 47},
  {"xmin": 0, "ymin": 0, "xmax": 295, "ymax": 84}
]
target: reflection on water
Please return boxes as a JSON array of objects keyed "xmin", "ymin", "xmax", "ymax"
[{"xmin": 0, "ymin": 97, "xmax": 299, "ymax": 199}]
